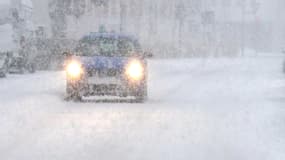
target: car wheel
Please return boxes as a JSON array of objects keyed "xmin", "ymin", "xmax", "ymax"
[
  {"xmin": 65, "ymin": 94, "xmax": 82, "ymax": 102},
  {"xmin": 135, "ymin": 96, "xmax": 146, "ymax": 103},
  {"xmin": 66, "ymin": 83, "xmax": 73, "ymax": 96},
  {"xmin": 135, "ymin": 85, "xmax": 148, "ymax": 103},
  {"xmin": 66, "ymin": 83, "xmax": 83, "ymax": 102}
]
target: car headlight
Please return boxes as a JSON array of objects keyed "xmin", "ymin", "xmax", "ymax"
[
  {"xmin": 125, "ymin": 59, "xmax": 144, "ymax": 81},
  {"xmin": 66, "ymin": 61, "xmax": 83, "ymax": 79}
]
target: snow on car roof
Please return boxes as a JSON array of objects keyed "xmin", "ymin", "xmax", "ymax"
[{"xmin": 82, "ymin": 32, "xmax": 138, "ymax": 42}]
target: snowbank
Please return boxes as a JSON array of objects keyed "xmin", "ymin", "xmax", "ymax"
[{"xmin": 0, "ymin": 57, "xmax": 284, "ymax": 160}]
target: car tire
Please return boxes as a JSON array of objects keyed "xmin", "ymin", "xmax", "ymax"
[
  {"xmin": 135, "ymin": 85, "xmax": 148, "ymax": 103},
  {"xmin": 66, "ymin": 83, "xmax": 83, "ymax": 102},
  {"xmin": 66, "ymin": 83, "xmax": 73, "ymax": 96},
  {"xmin": 135, "ymin": 96, "xmax": 146, "ymax": 103},
  {"xmin": 71, "ymin": 95, "xmax": 83, "ymax": 102}
]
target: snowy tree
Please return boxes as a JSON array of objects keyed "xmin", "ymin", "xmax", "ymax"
[
  {"xmin": 249, "ymin": 0, "xmax": 260, "ymax": 53},
  {"xmin": 119, "ymin": 0, "xmax": 127, "ymax": 33},
  {"xmin": 49, "ymin": 0, "xmax": 87, "ymax": 38},
  {"xmin": 175, "ymin": 0, "xmax": 187, "ymax": 55},
  {"xmin": 48, "ymin": 0, "xmax": 68, "ymax": 38},
  {"xmin": 72, "ymin": 0, "xmax": 86, "ymax": 19}
]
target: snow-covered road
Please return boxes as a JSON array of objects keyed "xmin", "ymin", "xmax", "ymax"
[{"xmin": 0, "ymin": 57, "xmax": 285, "ymax": 160}]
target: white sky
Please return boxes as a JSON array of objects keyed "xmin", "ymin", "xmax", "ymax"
[{"xmin": 0, "ymin": 0, "xmax": 10, "ymax": 5}]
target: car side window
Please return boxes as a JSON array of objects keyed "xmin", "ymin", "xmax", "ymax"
[{"xmin": 117, "ymin": 39, "xmax": 135, "ymax": 56}]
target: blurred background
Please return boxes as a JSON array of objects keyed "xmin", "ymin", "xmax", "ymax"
[
  {"xmin": 32, "ymin": 0, "xmax": 285, "ymax": 57},
  {"xmin": 1, "ymin": 0, "xmax": 285, "ymax": 69}
]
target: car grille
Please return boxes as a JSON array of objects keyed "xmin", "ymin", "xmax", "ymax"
[{"xmin": 87, "ymin": 69, "xmax": 122, "ymax": 77}]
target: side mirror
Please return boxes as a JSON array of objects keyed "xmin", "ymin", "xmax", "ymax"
[
  {"xmin": 62, "ymin": 52, "xmax": 72, "ymax": 58},
  {"xmin": 62, "ymin": 51, "xmax": 69, "ymax": 56},
  {"xmin": 144, "ymin": 51, "xmax": 153, "ymax": 58}
]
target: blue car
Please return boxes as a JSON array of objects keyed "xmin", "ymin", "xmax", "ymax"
[{"xmin": 64, "ymin": 32, "xmax": 151, "ymax": 102}]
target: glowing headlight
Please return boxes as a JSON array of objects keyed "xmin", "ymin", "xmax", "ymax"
[
  {"xmin": 125, "ymin": 60, "xmax": 144, "ymax": 81},
  {"xmin": 66, "ymin": 61, "xmax": 83, "ymax": 79}
]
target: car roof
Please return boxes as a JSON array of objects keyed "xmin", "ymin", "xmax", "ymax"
[{"xmin": 81, "ymin": 32, "xmax": 138, "ymax": 42}]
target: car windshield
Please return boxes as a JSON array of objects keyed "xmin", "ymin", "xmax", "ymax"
[{"xmin": 75, "ymin": 38, "xmax": 141, "ymax": 57}]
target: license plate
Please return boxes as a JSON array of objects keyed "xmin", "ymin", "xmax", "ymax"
[{"xmin": 88, "ymin": 77, "xmax": 122, "ymax": 84}]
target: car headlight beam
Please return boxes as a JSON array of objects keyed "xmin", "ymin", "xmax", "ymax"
[
  {"xmin": 66, "ymin": 61, "xmax": 83, "ymax": 79},
  {"xmin": 126, "ymin": 60, "xmax": 144, "ymax": 81}
]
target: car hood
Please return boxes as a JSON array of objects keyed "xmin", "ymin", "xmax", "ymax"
[{"xmin": 76, "ymin": 56, "xmax": 129, "ymax": 71}]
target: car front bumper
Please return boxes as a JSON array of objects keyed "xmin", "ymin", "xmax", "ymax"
[{"xmin": 67, "ymin": 76, "xmax": 146, "ymax": 97}]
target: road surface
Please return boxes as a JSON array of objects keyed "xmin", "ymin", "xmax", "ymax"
[{"xmin": 0, "ymin": 56, "xmax": 284, "ymax": 160}]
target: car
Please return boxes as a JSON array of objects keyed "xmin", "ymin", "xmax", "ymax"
[
  {"xmin": 9, "ymin": 55, "xmax": 26, "ymax": 74},
  {"xmin": 0, "ymin": 52, "xmax": 9, "ymax": 77},
  {"xmin": 64, "ymin": 32, "xmax": 152, "ymax": 102},
  {"xmin": 8, "ymin": 54, "xmax": 36, "ymax": 74}
]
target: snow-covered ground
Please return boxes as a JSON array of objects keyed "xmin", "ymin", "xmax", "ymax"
[{"xmin": 0, "ymin": 56, "xmax": 284, "ymax": 160}]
